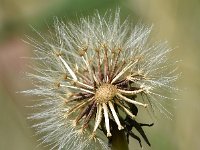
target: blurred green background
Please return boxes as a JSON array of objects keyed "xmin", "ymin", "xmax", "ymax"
[{"xmin": 0, "ymin": 0, "xmax": 200, "ymax": 150}]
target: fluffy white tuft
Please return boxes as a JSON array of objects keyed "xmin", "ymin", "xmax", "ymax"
[{"xmin": 23, "ymin": 9, "xmax": 178, "ymax": 149}]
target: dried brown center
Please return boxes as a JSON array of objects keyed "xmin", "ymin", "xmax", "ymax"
[{"xmin": 95, "ymin": 84, "xmax": 117, "ymax": 103}]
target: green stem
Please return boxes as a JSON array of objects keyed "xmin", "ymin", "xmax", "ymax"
[{"xmin": 111, "ymin": 122, "xmax": 129, "ymax": 150}]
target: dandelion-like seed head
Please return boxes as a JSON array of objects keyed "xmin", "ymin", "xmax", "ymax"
[{"xmin": 23, "ymin": 9, "xmax": 178, "ymax": 150}]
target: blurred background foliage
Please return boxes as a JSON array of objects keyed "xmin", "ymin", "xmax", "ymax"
[{"xmin": 0, "ymin": 0, "xmax": 200, "ymax": 150}]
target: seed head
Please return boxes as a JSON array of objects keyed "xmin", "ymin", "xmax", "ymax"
[{"xmin": 23, "ymin": 9, "xmax": 178, "ymax": 150}]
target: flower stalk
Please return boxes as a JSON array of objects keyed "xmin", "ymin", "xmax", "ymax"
[{"xmin": 111, "ymin": 122, "xmax": 129, "ymax": 150}]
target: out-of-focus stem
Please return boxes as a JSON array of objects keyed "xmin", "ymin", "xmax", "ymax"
[{"xmin": 111, "ymin": 121, "xmax": 129, "ymax": 150}]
